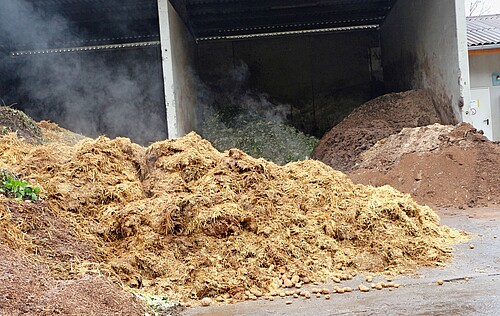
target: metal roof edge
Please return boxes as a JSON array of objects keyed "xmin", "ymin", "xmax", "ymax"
[
  {"xmin": 468, "ymin": 43, "xmax": 500, "ymax": 51},
  {"xmin": 197, "ymin": 24, "xmax": 380, "ymax": 41}
]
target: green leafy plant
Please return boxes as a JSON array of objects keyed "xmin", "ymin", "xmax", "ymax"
[
  {"xmin": 0, "ymin": 170, "xmax": 40, "ymax": 202},
  {"xmin": 1, "ymin": 126, "xmax": 7, "ymax": 134}
]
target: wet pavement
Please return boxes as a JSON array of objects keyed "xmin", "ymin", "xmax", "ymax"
[{"xmin": 182, "ymin": 207, "xmax": 500, "ymax": 316}]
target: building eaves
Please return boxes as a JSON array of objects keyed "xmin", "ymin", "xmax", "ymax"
[
  {"xmin": 183, "ymin": 0, "xmax": 394, "ymax": 39},
  {"xmin": 467, "ymin": 14, "xmax": 500, "ymax": 48}
]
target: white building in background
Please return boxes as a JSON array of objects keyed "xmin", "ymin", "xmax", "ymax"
[{"xmin": 466, "ymin": 14, "xmax": 500, "ymax": 141}]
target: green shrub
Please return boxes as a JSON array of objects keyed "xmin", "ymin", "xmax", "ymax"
[
  {"xmin": 0, "ymin": 170, "xmax": 40, "ymax": 202},
  {"xmin": 202, "ymin": 113, "xmax": 318, "ymax": 165}
]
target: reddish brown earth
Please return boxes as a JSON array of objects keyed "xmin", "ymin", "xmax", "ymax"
[
  {"xmin": 0, "ymin": 198, "xmax": 148, "ymax": 315},
  {"xmin": 312, "ymin": 91, "xmax": 499, "ymax": 209},
  {"xmin": 348, "ymin": 123, "xmax": 500, "ymax": 208},
  {"xmin": 312, "ymin": 90, "xmax": 441, "ymax": 172},
  {"xmin": 0, "ymin": 243, "xmax": 148, "ymax": 315}
]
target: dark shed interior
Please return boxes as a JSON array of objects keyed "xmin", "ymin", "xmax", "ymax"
[{"xmin": 2, "ymin": 1, "xmax": 463, "ymax": 144}]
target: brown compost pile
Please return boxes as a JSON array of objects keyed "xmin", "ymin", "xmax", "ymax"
[
  {"xmin": 0, "ymin": 241, "xmax": 148, "ymax": 315},
  {"xmin": 0, "ymin": 118, "xmax": 467, "ymax": 306},
  {"xmin": 312, "ymin": 90, "xmax": 441, "ymax": 171},
  {"xmin": 0, "ymin": 106, "xmax": 43, "ymax": 144}
]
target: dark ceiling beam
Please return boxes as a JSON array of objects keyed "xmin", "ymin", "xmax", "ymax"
[
  {"xmin": 56, "ymin": 8, "xmax": 158, "ymax": 22},
  {"xmin": 187, "ymin": 0, "xmax": 391, "ymax": 14},
  {"xmin": 194, "ymin": 18, "xmax": 383, "ymax": 37},
  {"xmin": 28, "ymin": 0, "xmax": 152, "ymax": 6},
  {"xmin": 34, "ymin": 2, "xmax": 157, "ymax": 16},
  {"xmin": 185, "ymin": 0, "xmax": 392, "ymax": 38},
  {"xmin": 18, "ymin": 0, "xmax": 160, "ymax": 48},
  {"xmin": 28, "ymin": 0, "xmax": 157, "ymax": 23},
  {"xmin": 190, "ymin": 7, "xmax": 388, "ymax": 27},
  {"xmin": 189, "ymin": 5, "xmax": 390, "ymax": 18},
  {"xmin": 68, "ymin": 15, "xmax": 158, "ymax": 25},
  {"xmin": 26, "ymin": 0, "xmax": 158, "ymax": 25},
  {"xmin": 195, "ymin": 25, "xmax": 381, "ymax": 38}
]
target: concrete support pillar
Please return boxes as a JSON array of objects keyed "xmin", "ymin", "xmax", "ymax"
[
  {"xmin": 157, "ymin": 0, "xmax": 178, "ymax": 139},
  {"xmin": 455, "ymin": 0, "xmax": 471, "ymax": 123}
]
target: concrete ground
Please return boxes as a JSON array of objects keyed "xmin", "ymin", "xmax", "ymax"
[{"xmin": 181, "ymin": 207, "xmax": 500, "ymax": 316}]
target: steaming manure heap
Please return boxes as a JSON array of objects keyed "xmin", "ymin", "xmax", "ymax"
[
  {"xmin": 0, "ymin": 123, "xmax": 466, "ymax": 306},
  {"xmin": 312, "ymin": 90, "xmax": 441, "ymax": 172}
]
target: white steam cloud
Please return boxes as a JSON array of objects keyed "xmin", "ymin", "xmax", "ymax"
[
  {"xmin": 198, "ymin": 61, "xmax": 318, "ymax": 165},
  {"xmin": 199, "ymin": 61, "xmax": 292, "ymax": 126},
  {"xmin": 0, "ymin": 0, "xmax": 167, "ymax": 145}
]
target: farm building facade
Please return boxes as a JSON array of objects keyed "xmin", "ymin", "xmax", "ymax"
[{"xmin": 1, "ymin": 0, "xmax": 470, "ymax": 143}]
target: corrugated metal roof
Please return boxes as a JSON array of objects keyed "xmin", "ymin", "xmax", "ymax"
[{"xmin": 467, "ymin": 14, "xmax": 500, "ymax": 47}]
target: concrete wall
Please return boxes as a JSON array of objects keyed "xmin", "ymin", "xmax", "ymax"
[
  {"xmin": 469, "ymin": 53, "xmax": 500, "ymax": 140},
  {"xmin": 381, "ymin": 0, "xmax": 470, "ymax": 125},
  {"xmin": 168, "ymin": 1, "xmax": 198, "ymax": 136},
  {"xmin": 158, "ymin": 0, "xmax": 198, "ymax": 138},
  {"xmin": 197, "ymin": 30, "xmax": 381, "ymax": 136}
]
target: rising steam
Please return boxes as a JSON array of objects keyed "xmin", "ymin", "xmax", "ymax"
[
  {"xmin": 198, "ymin": 61, "xmax": 318, "ymax": 165},
  {"xmin": 0, "ymin": 0, "xmax": 166, "ymax": 145}
]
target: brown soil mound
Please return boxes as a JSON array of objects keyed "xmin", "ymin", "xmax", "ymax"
[
  {"xmin": 1, "ymin": 128, "xmax": 465, "ymax": 307},
  {"xmin": 0, "ymin": 243, "xmax": 148, "ymax": 315},
  {"xmin": 349, "ymin": 123, "xmax": 500, "ymax": 208},
  {"xmin": 0, "ymin": 196, "xmax": 99, "ymax": 279},
  {"xmin": 312, "ymin": 90, "xmax": 441, "ymax": 171}
]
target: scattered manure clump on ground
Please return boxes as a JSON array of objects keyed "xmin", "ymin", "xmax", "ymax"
[{"xmin": 0, "ymin": 128, "xmax": 466, "ymax": 306}]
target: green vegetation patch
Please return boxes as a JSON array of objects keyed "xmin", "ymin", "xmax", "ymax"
[
  {"xmin": 0, "ymin": 169, "xmax": 41, "ymax": 202},
  {"xmin": 202, "ymin": 112, "xmax": 318, "ymax": 165}
]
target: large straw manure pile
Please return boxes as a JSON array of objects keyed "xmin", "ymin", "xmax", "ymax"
[{"xmin": 0, "ymin": 130, "xmax": 465, "ymax": 305}]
